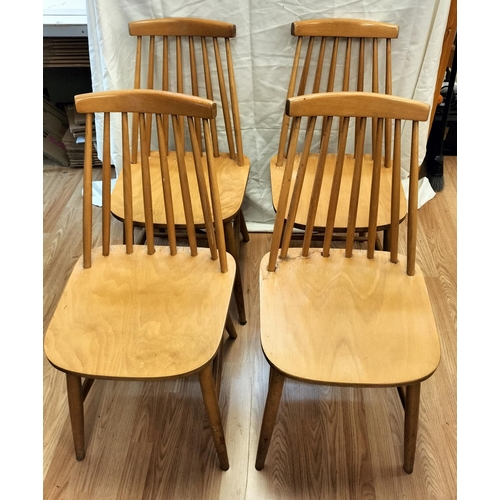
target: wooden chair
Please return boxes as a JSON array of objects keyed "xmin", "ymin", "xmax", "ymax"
[
  {"xmin": 256, "ymin": 92, "xmax": 441, "ymax": 474},
  {"xmin": 44, "ymin": 89, "xmax": 237, "ymax": 470},
  {"xmin": 271, "ymin": 19, "xmax": 403, "ymax": 249},
  {"xmin": 110, "ymin": 17, "xmax": 250, "ymax": 324}
]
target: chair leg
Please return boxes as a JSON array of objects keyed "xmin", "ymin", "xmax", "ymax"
[
  {"xmin": 225, "ymin": 313, "xmax": 238, "ymax": 339},
  {"xmin": 239, "ymin": 209, "xmax": 250, "ymax": 242},
  {"xmin": 383, "ymin": 227, "xmax": 391, "ymax": 251},
  {"xmin": 211, "ymin": 340, "xmax": 224, "ymax": 397},
  {"xmin": 224, "ymin": 220, "xmax": 247, "ymax": 325},
  {"xmin": 66, "ymin": 373, "xmax": 85, "ymax": 461},
  {"xmin": 198, "ymin": 364, "xmax": 230, "ymax": 470},
  {"xmin": 255, "ymin": 366, "xmax": 285, "ymax": 470},
  {"xmin": 403, "ymin": 383, "xmax": 421, "ymax": 474}
]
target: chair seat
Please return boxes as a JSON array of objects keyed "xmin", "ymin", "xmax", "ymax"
[
  {"xmin": 260, "ymin": 248, "xmax": 440, "ymax": 387},
  {"xmin": 44, "ymin": 245, "xmax": 236, "ymax": 380},
  {"xmin": 111, "ymin": 152, "xmax": 250, "ymax": 226},
  {"xmin": 270, "ymin": 153, "xmax": 407, "ymax": 230}
]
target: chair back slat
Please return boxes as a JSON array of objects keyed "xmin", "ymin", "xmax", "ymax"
[
  {"xmin": 269, "ymin": 92, "xmax": 429, "ymax": 276},
  {"xmin": 187, "ymin": 117, "xmax": 217, "ymax": 260},
  {"xmin": 322, "ymin": 115, "xmax": 350, "ymax": 257},
  {"xmin": 139, "ymin": 112, "xmax": 156, "ymax": 255},
  {"xmin": 268, "ymin": 116, "xmax": 301, "ymax": 271},
  {"xmin": 407, "ymin": 121, "xmax": 420, "ymax": 276},
  {"xmin": 390, "ymin": 119, "xmax": 402, "ymax": 263},
  {"xmin": 75, "ymin": 89, "xmax": 228, "ymax": 271},
  {"xmin": 121, "ymin": 112, "xmax": 134, "ymax": 253},
  {"xmin": 102, "ymin": 113, "xmax": 112, "ymax": 256},
  {"xmin": 280, "ymin": 116, "xmax": 317, "ymax": 259},
  {"xmin": 155, "ymin": 113, "xmax": 177, "ymax": 255},
  {"xmin": 302, "ymin": 115, "xmax": 334, "ymax": 257},
  {"xmin": 277, "ymin": 37, "xmax": 303, "ymax": 167},
  {"xmin": 201, "ymin": 37, "xmax": 219, "ymax": 156},
  {"xmin": 367, "ymin": 117, "xmax": 384, "ymax": 257},
  {"xmin": 83, "ymin": 113, "xmax": 94, "ymax": 268},
  {"xmin": 345, "ymin": 116, "xmax": 367, "ymax": 257}
]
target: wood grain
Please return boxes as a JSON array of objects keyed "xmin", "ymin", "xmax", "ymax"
[{"xmin": 44, "ymin": 157, "xmax": 456, "ymax": 499}]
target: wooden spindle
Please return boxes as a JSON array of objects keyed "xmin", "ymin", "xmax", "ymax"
[
  {"xmin": 102, "ymin": 112, "xmax": 111, "ymax": 256},
  {"xmin": 204, "ymin": 119, "xmax": 228, "ymax": 272},
  {"xmin": 406, "ymin": 121, "xmax": 419, "ymax": 276},
  {"xmin": 145, "ymin": 36, "xmax": 155, "ymax": 156},
  {"xmin": 371, "ymin": 38, "xmax": 379, "ymax": 156},
  {"xmin": 162, "ymin": 36, "xmax": 170, "ymax": 153},
  {"xmin": 312, "ymin": 37, "xmax": 326, "ymax": 93},
  {"xmin": 172, "ymin": 114, "xmax": 197, "ymax": 256},
  {"xmin": 156, "ymin": 113, "xmax": 177, "ymax": 255},
  {"xmin": 345, "ymin": 116, "xmax": 367, "ymax": 257},
  {"xmin": 139, "ymin": 112, "xmax": 155, "ymax": 255},
  {"xmin": 83, "ymin": 112, "xmax": 93, "ymax": 269},
  {"xmin": 268, "ymin": 116, "xmax": 301, "ymax": 271},
  {"xmin": 202, "ymin": 37, "xmax": 219, "ymax": 157},
  {"xmin": 132, "ymin": 37, "xmax": 142, "ymax": 163},
  {"xmin": 214, "ymin": 37, "xmax": 236, "ymax": 159},
  {"xmin": 188, "ymin": 117, "xmax": 217, "ymax": 260},
  {"xmin": 342, "ymin": 38, "xmax": 352, "ymax": 91},
  {"xmin": 121, "ymin": 112, "xmax": 134, "ymax": 254},
  {"xmin": 176, "ymin": 36, "xmax": 185, "ymax": 146},
  {"xmin": 226, "ymin": 38, "xmax": 244, "ymax": 166},
  {"xmin": 323, "ymin": 116, "xmax": 349, "ymax": 257},
  {"xmin": 189, "ymin": 36, "xmax": 203, "ymax": 150},
  {"xmin": 390, "ymin": 119, "xmax": 401, "ymax": 263},
  {"xmin": 277, "ymin": 37, "xmax": 302, "ymax": 166},
  {"xmin": 385, "ymin": 39, "xmax": 393, "ymax": 168},
  {"xmin": 302, "ymin": 115, "xmax": 333, "ymax": 257},
  {"xmin": 367, "ymin": 117, "xmax": 384, "ymax": 257},
  {"xmin": 280, "ymin": 116, "xmax": 317, "ymax": 259}
]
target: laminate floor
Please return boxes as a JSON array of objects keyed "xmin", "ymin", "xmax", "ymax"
[{"xmin": 43, "ymin": 158, "xmax": 457, "ymax": 499}]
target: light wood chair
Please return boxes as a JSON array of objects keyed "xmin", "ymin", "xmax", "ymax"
[
  {"xmin": 110, "ymin": 17, "xmax": 250, "ymax": 324},
  {"xmin": 44, "ymin": 89, "xmax": 237, "ymax": 470},
  {"xmin": 256, "ymin": 92, "xmax": 441, "ymax": 474},
  {"xmin": 271, "ymin": 19, "xmax": 403, "ymax": 249}
]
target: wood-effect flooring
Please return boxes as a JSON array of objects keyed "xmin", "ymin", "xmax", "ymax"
[{"xmin": 43, "ymin": 157, "xmax": 457, "ymax": 499}]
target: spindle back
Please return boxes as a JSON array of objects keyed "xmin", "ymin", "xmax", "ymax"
[
  {"xmin": 268, "ymin": 92, "xmax": 429, "ymax": 275},
  {"xmin": 129, "ymin": 17, "xmax": 243, "ymax": 166},
  {"xmin": 277, "ymin": 18, "xmax": 399, "ymax": 167},
  {"xmin": 74, "ymin": 89, "xmax": 228, "ymax": 272}
]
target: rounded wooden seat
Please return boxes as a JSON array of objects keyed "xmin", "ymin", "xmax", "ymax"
[
  {"xmin": 260, "ymin": 248, "xmax": 440, "ymax": 387},
  {"xmin": 111, "ymin": 152, "xmax": 250, "ymax": 227},
  {"xmin": 45, "ymin": 246, "xmax": 236, "ymax": 380}
]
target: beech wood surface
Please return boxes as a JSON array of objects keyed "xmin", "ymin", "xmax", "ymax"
[
  {"xmin": 43, "ymin": 157, "xmax": 456, "ymax": 499},
  {"xmin": 111, "ymin": 152, "xmax": 250, "ymax": 226}
]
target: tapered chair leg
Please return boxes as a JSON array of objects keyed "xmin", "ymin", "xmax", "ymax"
[
  {"xmin": 66, "ymin": 373, "xmax": 85, "ymax": 461},
  {"xmin": 239, "ymin": 209, "xmax": 250, "ymax": 242},
  {"xmin": 255, "ymin": 367, "xmax": 285, "ymax": 470},
  {"xmin": 403, "ymin": 382, "xmax": 421, "ymax": 473},
  {"xmin": 225, "ymin": 313, "xmax": 238, "ymax": 339},
  {"xmin": 198, "ymin": 364, "xmax": 230, "ymax": 471},
  {"xmin": 224, "ymin": 220, "xmax": 247, "ymax": 325}
]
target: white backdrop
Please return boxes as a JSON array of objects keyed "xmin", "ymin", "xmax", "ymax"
[{"xmin": 85, "ymin": 0, "xmax": 451, "ymax": 230}]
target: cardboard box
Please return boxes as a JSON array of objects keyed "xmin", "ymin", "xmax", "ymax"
[
  {"xmin": 43, "ymin": 125, "xmax": 70, "ymax": 166},
  {"xmin": 43, "ymin": 97, "xmax": 70, "ymax": 165},
  {"xmin": 43, "ymin": 98, "xmax": 68, "ymax": 135}
]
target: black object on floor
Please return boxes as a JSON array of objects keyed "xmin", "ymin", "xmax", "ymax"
[{"xmin": 424, "ymin": 37, "xmax": 457, "ymax": 192}]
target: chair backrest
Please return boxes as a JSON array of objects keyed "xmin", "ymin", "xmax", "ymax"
[
  {"xmin": 74, "ymin": 89, "xmax": 228, "ymax": 272},
  {"xmin": 269, "ymin": 92, "xmax": 429, "ymax": 275},
  {"xmin": 277, "ymin": 18, "xmax": 399, "ymax": 167},
  {"xmin": 129, "ymin": 17, "xmax": 244, "ymax": 166}
]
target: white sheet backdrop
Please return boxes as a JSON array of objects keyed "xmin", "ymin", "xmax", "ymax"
[{"xmin": 85, "ymin": 0, "xmax": 451, "ymax": 230}]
